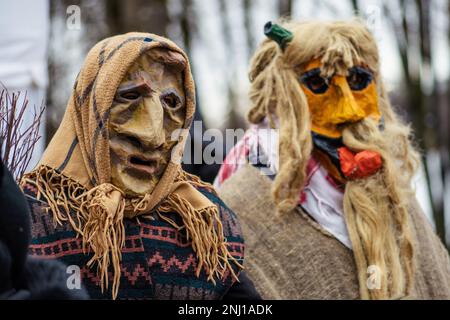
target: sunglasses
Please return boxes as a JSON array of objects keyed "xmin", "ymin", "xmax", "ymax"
[{"xmin": 300, "ymin": 66, "xmax": 374, "ymax": 94}]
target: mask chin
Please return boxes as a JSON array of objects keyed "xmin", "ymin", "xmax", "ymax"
[
  {"xmin": 311, "ymin": 116, "xmax": 385, "ymax": 183},
  {"xmin": 111, "ymin": 162, "xmax": 158, "ymax": 196},
  {"xmin": 311, "ymin": 132, "xmax": 345, "ymax": 182}
]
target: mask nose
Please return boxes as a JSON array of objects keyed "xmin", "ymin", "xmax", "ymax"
[
  {"xmin": 331, "ymin": 76, "xmax": 365, "ymax": 125},
  {"xmin": 120, "ymin": 98, "xmax": 166, "ymax": 151}
]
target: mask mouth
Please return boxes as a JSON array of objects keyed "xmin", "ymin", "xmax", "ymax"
[
  {"xmin": 127, "ymin": 154, "xmax": 161, "ymax": 175},
  {"xmin": 312, "ymin": 117, "xmax": 385, "ymax": 181},
  {"xmin": 312, "ymin": 131, "xmax": 343, "ymax": 173}
]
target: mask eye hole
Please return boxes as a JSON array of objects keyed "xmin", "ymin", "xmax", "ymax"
[
  {"xmin": 347, "ymin": 67, "xmax": 373, "ymax": 91},
  {"xmin": 300, "ymin": 68, "xmax": 329, "ymax": 94},
  {"xmin": 160, "ymin": 91, "xmax": 181, "ymax": 110},
  {"xmin": 120, "ymin": 90, "xmax": 141, "ymax": 101}
]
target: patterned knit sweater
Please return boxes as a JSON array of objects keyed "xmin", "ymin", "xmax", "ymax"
[{"xmin": 22, "ymin": 182, "xmax": 245, "ymax": 300}]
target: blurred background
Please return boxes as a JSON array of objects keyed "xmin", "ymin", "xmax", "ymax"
[{"xmin": 0, "ymin": 0, "xmax": 449, "ymax": 248}]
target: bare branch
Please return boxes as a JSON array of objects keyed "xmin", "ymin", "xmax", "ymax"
[{"xmin": 0, "ymin": 86, "xmax": 45, "ymax": 181}]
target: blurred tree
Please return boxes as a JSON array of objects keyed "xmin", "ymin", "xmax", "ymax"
[
  {"xmin": 279, "ymin": 0, "xmax": 293, "ymax": 17},
  {"xmin": 383, "ymin": 0, "xmax": 448, "ymax": 245},
  {"xmin": 179, "ymin": 0, "xmax": 195, "ymax": 54},
  {"xmin": 218, "ymin": 0, "xmax": 247, "ymax": 130},
  {"xmin": 105, "ymin": 0, "xmax": 169, "ymax": 37},
  {"xmin": 243, "ymin": 0, "xmax": 256, "ymax": 58},
  {"xmin": 350, "ymin": 0, "xmax": 360, "ymax": 12},
  {"xmin": 47, "ymin": 0, "xmax": 109, "ymax": 140}
]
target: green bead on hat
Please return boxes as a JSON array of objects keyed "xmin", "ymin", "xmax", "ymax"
[{"xmin": 264, "ymin": 21, "xmax": 293, "ymax": 50}]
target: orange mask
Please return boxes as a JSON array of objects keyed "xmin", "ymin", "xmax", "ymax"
[
  {"xmin": 299, "ymin": 59, "xmax": 383, "ymax": 182},
  {"xmin": 300, "ymin": 59, "xmax": 381, "ymax": 138}
]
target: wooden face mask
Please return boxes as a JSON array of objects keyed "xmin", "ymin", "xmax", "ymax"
[
  {"xmin": 109, "ymin": 48, "xmax": 186, "ymax": 196},
  {"xmin": 300, "ymin": 59, "xmax": 381, "ymax": 138}
]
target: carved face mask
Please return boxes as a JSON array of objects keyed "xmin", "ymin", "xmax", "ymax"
[
  {"xmin": 109, "ymin": 48, "xmax": 186, "ymax": 196},
  {"xmin": 300, "ymin": 59, "xmax": 382, "ymax": 181},
  {"xmin": 300, "ymin": 59, "xmax": 381, "ymax": 138}
]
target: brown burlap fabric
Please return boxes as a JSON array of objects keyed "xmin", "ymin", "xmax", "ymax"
[{"xmin": 218, "ymin": 164, "xmax": 450, "ymax": 299}]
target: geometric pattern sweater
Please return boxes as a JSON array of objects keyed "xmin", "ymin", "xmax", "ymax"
[{"xmin": 22, "ymin": 182, "xmax": 245, "ymax": 300}]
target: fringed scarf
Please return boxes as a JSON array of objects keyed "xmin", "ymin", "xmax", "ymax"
[{"xmin": 20, "ymin": 32, "xmax": 242, "ymax": 299}]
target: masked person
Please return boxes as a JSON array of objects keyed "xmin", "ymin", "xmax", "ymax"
[
  {"xmin": 21, "ymin": 33, "xmax": 260, "ymax": 300},
  {"xmin": 215, "ymin": 20, "xmax": 450, "ymax": 300}
]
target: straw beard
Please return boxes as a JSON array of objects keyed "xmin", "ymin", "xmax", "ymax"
[{"xmin": 340, "ymin": 118, "xmax": 417, "ymax": 299}]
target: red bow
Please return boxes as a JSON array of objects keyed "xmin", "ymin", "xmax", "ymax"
[{"xmin": 338, "ymin": 147, "xmax": 382, "ymax": 179}]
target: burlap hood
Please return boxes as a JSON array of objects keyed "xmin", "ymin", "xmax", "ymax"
[
  {"xmin": 21, "ymin": 33, "xmax": 241, "ymax": 299},
  {"xmin": 38, "ymin": 32, "xmax": 195, "ymax": 187}
]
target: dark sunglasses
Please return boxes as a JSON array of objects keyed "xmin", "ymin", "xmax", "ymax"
[{"xmin": 300, "ymin": 66, "xmax": 374, "ymax": 94}]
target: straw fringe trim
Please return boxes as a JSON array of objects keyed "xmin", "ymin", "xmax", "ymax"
[{"xmin": 21, "ymin": 165, "xmax": 242, "ymax": 299}]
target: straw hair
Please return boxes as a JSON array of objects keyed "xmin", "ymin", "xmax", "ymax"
[
  {"xmin": 247, "ymin": 19, "xmax": 420, "ymax": 299},
  {"xmin": 342, "ymin": 118, "xmax": 418, "ymax": 299},
  {"xmin": 21, "ymin": 32, "xmax": 242, "ymax": 299}
]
